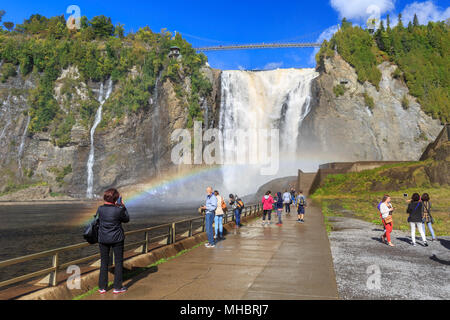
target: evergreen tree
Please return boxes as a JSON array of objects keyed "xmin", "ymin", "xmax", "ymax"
[
  {"xmin": 397, "ymin": 13, "xmax": 404, "ymax": 29},
  {"xmin": 341, "ymin": 18, "xmax": 352, "ymax": 29},
  {"xmin": 413, "ymin": 14, "xmax": 419, "ymax": 27},
  {"xmin": 114, "ymin": 23, "xmax": 125, "ymax": 39}
]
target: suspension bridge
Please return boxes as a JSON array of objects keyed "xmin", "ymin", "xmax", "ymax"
[{"xmin": 194, "ymin": 42, "xmax": 322, "ymax": 51}]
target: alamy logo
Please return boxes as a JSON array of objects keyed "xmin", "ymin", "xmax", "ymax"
[
  {"xmin": 66, "ymin": 265, "xmax": 81, "ymax": 290},
  {"xmin": 171, "ymin": 121, "xmax": 280, "ymax": 175},
  {"xmin": 366, "ymin": 265, "xmax": 381, "ymax": 290},
  {"xmin": 66, "ymin": 5, "xmax": 81, "ymax": 30}
]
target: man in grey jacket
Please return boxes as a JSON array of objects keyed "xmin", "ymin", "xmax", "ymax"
[{"xmin": 201, "ymin": 187, "xmax": 218, "ymax": 248}]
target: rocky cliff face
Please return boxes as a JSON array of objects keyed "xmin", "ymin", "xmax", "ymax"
[
  {"xmin": 0, "ymin": 64, "xmax": 221, "ymax": 199},
  {"xmin": 1, "ymin": 52, "xmax": 445, "ymax": 200},
  {"xmin": 299, "ymin": 54, "xmax": 443, "ymax": 161}
]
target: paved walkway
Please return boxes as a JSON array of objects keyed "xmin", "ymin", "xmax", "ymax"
[{"xmin": 86, "ymin": 206, "xmax": 339, "ymax": 300}]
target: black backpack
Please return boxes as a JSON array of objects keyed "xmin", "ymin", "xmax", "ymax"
[{"xmin": 83, "ymin": 214, "xmax": 99, "ymax": 244}]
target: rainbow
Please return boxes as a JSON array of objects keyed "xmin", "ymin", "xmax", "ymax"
[
  {"xmin": 70, "ymin": 165, "xmax": 223, "ymax": 226},
  {"xmin": 70, "ymin": 156, "xmax": 327, "ymax": 227}
]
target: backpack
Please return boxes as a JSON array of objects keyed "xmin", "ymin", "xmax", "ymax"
[
  {"xmin": 298, "ymin": 196, "xmax": 306, "ymax": 206},
  {"xmin": 237, "ymin": 199, "xmax": 244, "ymax": 209},
  {"xmin": 83, "ymin": 213, "xmax": 99, "ymax": 244},
  {"xmin": 221, "ymin": 198, "xmax": 227, "ymax": 210}
]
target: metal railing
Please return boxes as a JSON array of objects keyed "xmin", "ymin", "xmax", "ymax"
[
  {"xmin": 0, "ymin": 203, "xmax": 262, "ymax": 289},
  {"xmin": 195, "ymin": 43, "xmax": 322, "ymax": 51}
]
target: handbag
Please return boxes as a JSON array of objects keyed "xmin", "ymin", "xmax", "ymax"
[
  {"xmin": 384, "ymin": 215, "xmax": 393, "ymax": 224},
  {"xmin": 83, "ymin": 213, "xmax": 99, "ymax": 244}
]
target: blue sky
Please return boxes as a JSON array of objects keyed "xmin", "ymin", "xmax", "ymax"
[{"xmin": 1, "ymin": 0, "xmax": 449, "ymax": 70}]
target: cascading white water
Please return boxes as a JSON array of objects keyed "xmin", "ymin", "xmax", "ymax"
[
  {"xmin": 151, "ymin": 72, "xmax": 162, "ymax": 174},
  {"xmin": 86, "ymin": 79, "xmax": 113, "ymax": 199},
  {"xmin": 17, "ymin": 114, "xmax": 30, "ymax": 172},
  {"xmin": 0, "ymin": 94, "xmax": 12, "ymax": 143},
  {"xmin": 219, "ymin": 68, "xmax": 319, "ymax": 195}
]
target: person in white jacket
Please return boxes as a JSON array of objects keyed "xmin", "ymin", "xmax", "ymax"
[
  {"xmin": 282, "ymin": 190, "xmax": 291, "ymax": 214},
  {"xmin": 379, "ymin": 195, "xmax": 395, "ymax": 247},
  {"xmin": 214, "ymin": 190, "xmax": 225, "ymax": 241}
]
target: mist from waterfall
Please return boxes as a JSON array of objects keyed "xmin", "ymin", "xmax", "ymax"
[
  {"xmin": 86, "ymin": 79, "xmax": 113, "ymax": 199},
  {"xmin": 124, "ymin": 68, "xmax": 320, "ymax": 207},
  {"xmin": 219, "ymin": 68, "xmax": 319, "ymax": 196}
]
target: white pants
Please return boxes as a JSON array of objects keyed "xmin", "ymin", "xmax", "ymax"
[{"xmin": 410, "ymin": 222, "xmax": 426, "ymax": 243}]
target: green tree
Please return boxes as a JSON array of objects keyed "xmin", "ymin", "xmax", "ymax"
[
  {"xmin": 114, "ymin": 23, "xmax": 125, "ymax": 38},
  {"xmin": 89, "ymin": 15, "xmax": 114, "ymax": 38},
  {"xmin": 3, "ymin": 21, "xmax": 13, "ymax": 31},
  {"xmin": 413, "ymin": 14, "xmax": 420, "ymax": 27},
  {"xmin": 397, "ymin": 14, "xmax": 404, "ymax": 29}
]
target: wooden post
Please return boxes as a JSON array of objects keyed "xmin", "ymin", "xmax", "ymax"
[
  {"xmin": 143, "ymin": 231, "xmax": 148, "ymax": 254},
  {"xmin": 188, "ymin": 220, "xmax": 193, "ymax": 237},
  {"xmin": 50, "ymin": 253, "xmax": 59, "ymax": 286},
  {"xmin": 172, "ymin": 223, "xmax": 176, "ymax": 244}
]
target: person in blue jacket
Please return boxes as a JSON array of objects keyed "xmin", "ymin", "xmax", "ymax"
[{"xmin": 201, "ymin": 187, "xmax": 217, "ymax": 248}]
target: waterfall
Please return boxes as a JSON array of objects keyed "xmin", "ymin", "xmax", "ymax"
[
  {"xmin": 0, "ymin": 94, "xmax": 12, "ymax": 143},
  {"xmin": 151, "ymin": 72, "xmax": 162, "ymax": 174},
  {"xmin": 18, "ymin": 114, "xmax": 31, "ymax": 172},
  {"xmin": 86, "ymin": 79, "xmax": 113, "ymax": 199},
  {"xmin": 219, "ymin": 68, "xmax": 318, "ymax": 195}
]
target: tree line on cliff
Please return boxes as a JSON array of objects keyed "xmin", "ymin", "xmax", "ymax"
[
  {"xmin": 0, "ymin": 12, "xmax": 212, "ymax": 147},
  {"xmin": 317, "ymin": 15, "xmax": 449, "ymax": 124}
]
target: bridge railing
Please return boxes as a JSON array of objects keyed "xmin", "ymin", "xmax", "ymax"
[
  {"xmin": 0, "ymin": 203, "xmax": 262, "ymax": 289},
  {"xmin": 195, "ymin": 42, "xmax": 322, "ymax": 51}
]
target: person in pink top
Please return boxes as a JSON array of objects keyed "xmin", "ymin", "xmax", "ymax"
[{"xmin": 261, "ymin": 191, "xmax": 274, "ymax": 226}]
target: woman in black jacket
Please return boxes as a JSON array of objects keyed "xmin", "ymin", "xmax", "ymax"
[
  {"xmin": 406, "ymin": 193, "xmax": 428, "ymax": 247},
  {"xmin": 97, "ymin": 188, "xmax": 130, "ymax": 294}
]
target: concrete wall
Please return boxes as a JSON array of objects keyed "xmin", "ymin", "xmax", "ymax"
[
  {"xmin": 297, "ymin": 170, "xmax": 318, "ymax": 196},
  {"xmin": 303, "ymin": 161, "xmax": 411, "ymax": 195}
]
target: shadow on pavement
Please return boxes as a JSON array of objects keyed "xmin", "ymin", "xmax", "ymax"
[
  {"xmin": 429, "ymin": 255, "xmax": 450, "ymax": 266},
  {"xmin": 396, "ymin": 237, "xmax": 412, "ymax": 245},
  {"xmin": 123, "ymin": 266, "xmax": 159, "ymax": 290},
  {"xmin": 371, "ymin": 237, "xmax": 385, "ymax": 244},
  {"xmin": 438, "ymin": 238, "xmax": 450, "ymax": 250}
]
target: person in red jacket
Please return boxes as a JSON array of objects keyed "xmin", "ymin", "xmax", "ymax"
[{"xmin": 261, "ymin": 191, "xmax": 274, "ymax": 226}]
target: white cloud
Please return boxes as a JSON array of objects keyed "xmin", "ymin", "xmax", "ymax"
[
  {"xmin": 263, "ymin": 62, "xmax": 284, "ymax": 70},
  {"xmin": 309, "ymin": 25, "xmax": 340, "ymax": 66},
  {"xmin": 330, "ymin": 0, "xmax": 395, "ymax": 20},
  {"xmin": 390, "ymin": 1, "xmax": 450, "ymax": 25}
]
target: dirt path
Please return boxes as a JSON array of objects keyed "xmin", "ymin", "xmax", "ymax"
[{"xmin": 328, "ymin": 216, "xmax": 450, "ymax": 300}]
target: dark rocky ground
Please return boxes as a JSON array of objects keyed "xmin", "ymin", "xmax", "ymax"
[{"xmin": 328, "ymin": 216, "xmax": 450, "ymax": 300}]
